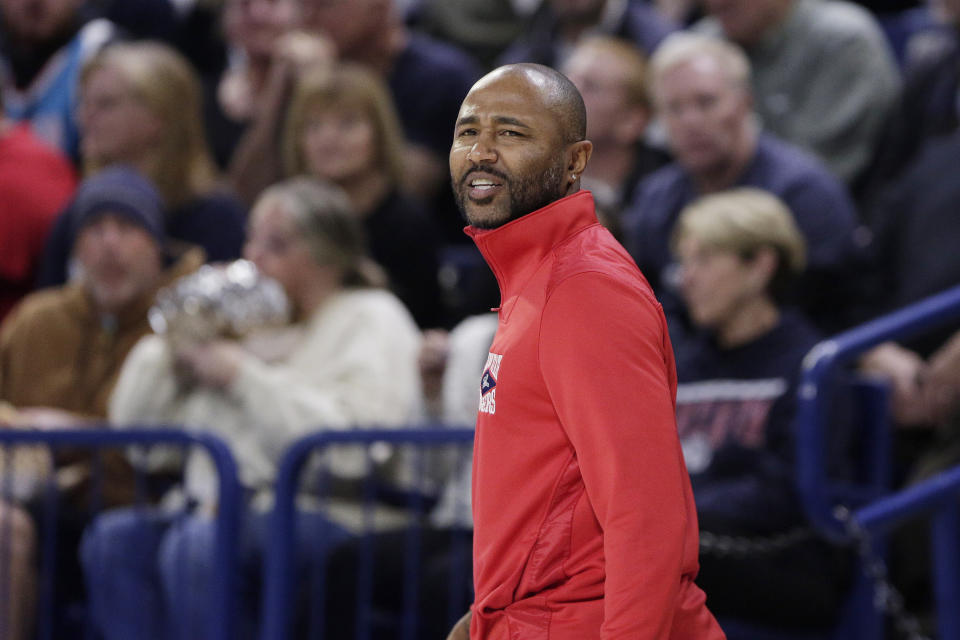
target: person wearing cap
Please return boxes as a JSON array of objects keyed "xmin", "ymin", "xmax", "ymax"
[
  {"xmin": 0, "ymin": 164, "xmax": 204, "ymax": 427},
  {"xmin": 0, "ymin": 165, "xmax": 203, "ymax": 639}
]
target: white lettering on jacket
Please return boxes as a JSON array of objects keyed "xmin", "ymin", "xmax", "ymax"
[{"xmin": 478, "ymin": 352, "xmax": 503, "ymax": 415}]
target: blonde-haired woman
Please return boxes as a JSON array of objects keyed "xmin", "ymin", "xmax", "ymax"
[
  {"xmin": 282, "ymin": 64, "xmax": 443, "ymax": 328},
  {"xmin": 38, "ymin": 41, "xmax": 247, "ymax": 286},
  {"xmin": 81, "ymin": 177, "xmax": 423, "ymax": 640},
  {"xmin": 670, "ymin": 187, "xmax": 850, "ymax": 629}
]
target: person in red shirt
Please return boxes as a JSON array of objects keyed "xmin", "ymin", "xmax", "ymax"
[
  {"xmin": 446, "ymin": 63, "xmax": 725, "ymax": 639},
  {"xmin": 0, "ymin": 107, "xmax": 76, "ymax": 322}
]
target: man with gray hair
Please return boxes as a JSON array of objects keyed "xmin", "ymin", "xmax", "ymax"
[
  {"xmin": 697, "ymin": 0, "xmax": 900, "ymax": 186},
  {"xmin": 623, "ymin": 31, "xmax": 862, "ymax": 339}
]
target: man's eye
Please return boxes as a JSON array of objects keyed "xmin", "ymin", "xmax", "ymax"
[
  {"xmin": 457, "ymin": 128, "xmax": 477, "ymax": 137},
  {"xmin": 500, "ymin": 130, "xmax": 522, "ymax": 137}
]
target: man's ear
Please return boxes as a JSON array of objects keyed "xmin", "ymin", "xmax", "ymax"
[{"xmin": 567, "ymin": 139, "xmax": 593, "ymax": 179}]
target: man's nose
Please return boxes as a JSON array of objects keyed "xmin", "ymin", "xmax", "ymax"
[{"xmin": 466, "ymin": 137, "xmax": 497, "ymax": 164}]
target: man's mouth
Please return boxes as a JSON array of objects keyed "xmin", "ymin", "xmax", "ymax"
[{"xmin": 462, "ymin": 171, "xmax": 506, "ymax": 202}]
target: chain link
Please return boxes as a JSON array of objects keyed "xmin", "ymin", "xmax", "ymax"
[
  {"xmin": 833, "ymin": 505, "xmax": 932, "ymax": 640},
  {"xmin": 699, "ymin": 527, "xmax": 813, "ymax": 557}
]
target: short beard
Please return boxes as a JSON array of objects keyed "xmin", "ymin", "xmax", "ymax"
[{"xmin": 455, "ymin": 159, "xmax": 568, "ymax": 230}]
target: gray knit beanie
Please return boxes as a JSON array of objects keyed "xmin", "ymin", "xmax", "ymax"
[{"xmin": 70, "ymin": 166, "xmax": 166, "ymax": 249}]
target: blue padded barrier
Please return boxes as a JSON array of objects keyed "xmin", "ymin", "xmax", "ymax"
[{"xmin": 0, "ymin": 427, "xmax": 242, "ymax": 640}]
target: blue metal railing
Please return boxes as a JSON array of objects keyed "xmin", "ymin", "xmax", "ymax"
[
  {"xmin": 797, "ymin": 283, "xmax": 960, "ymax": 538},
  {"xmin": 0, "ymin": 428, "xmax": 242, "ymax": 640},
  {"xmin": 796, "ymin": 283, "xmax": 960, "ymax": 638},
  {"xmin": 260, "ymin": 427, "xmax": 475, "ymax": 640},
  {"xmin": 855, "ymin": 465, "xmax": 960, "ymax": 639}
]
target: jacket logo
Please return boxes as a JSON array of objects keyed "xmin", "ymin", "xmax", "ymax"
[{"xmin": 479, "ymin": 352, "xmax": 502, "ymax": 415}]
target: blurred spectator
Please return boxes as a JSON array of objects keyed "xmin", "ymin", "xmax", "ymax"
[
  {"xmin": 499, "ymin": 0, "xmax": 677, "ymax": 67},
  {"xmin": 282, "ymin": 65, "xmax": 444, "ymax": 328},
  {"xmin": 860, "ymin": 130, "xmax": 960, "ymax": 438},
  {"xmin": 0, "ymin": 86, "xmax": 77, "ymax": 322},
  {"xmin": 697, "ymin": 0, "xmax": 900, "ymax": 186},
  {"xmin": 0, "ymin": 0, "xmax": 118, "ymax": 160},
  {"xmin": 37, "ymin": 40, "xmax": 247, "ymax": 288},
  {"xmin": 82, "ymin": 178, "xmax": 423, "ymax": 640},
  {"xmin": 864, "ymin": 0, "xmax": 960, "ymax": 201},
  {"xmin": 0, "ymin": 166, "xmax": 203, "ymax": 423},
  {"xmin": 670, "ymin": 188, "xmax": 849, "ymax": 629},
  {"xmin": 623, "ymin": 32, "xmax": 861, "ymax": 339},
  {"xmin": 0, "ymin": 166, "xmax": 203, "ymax": 633},
  {"xmin": 214, "ymin": 0, "xmax": 302, "ymax": 168},
  {"xmin": 561, "ymin": 35, "xmax": 669, "ymax": 237},
  {"xmin": 846, "ymin": 126, "xmax": 960, "ymax": 612},
  {"xmin": 0, "ymin": 501, "xmax": 36, "ymax": 640}
]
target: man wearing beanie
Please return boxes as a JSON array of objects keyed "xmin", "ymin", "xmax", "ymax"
[
  {"xmin": 0, "ymin": 165, "xmax": 204, "ymax": 426},
  {"xmin": 0, "ymin": 166, "xmax": 203, "ymax": 640}
]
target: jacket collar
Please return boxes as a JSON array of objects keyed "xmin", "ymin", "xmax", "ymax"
[{"xmin": 466, "ymin": 190, "xmax": 599, "ymax": 304}]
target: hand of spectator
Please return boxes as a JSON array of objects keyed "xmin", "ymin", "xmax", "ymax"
[
  {"xmin": 860, "ymin": 341, "xmax": 930, "ymax": 427},
  {"xmin": 242, "ymin": 29, "xmax": 336, "ymax": 136},
  {"xmin": 919, "ymin": 330, "xmax": 960, "ymax": 425},
  {"xmin": 172, "ymin": 339, "xmax": 246, "ymax": 390},
  {"xmin": 446, "ymin": 611, "xmax": 471, "ymax": 640}
]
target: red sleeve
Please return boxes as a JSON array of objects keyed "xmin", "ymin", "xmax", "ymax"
[{"xmin": 539, "ymin": 272, "xmax": 691, "ymax": 639}]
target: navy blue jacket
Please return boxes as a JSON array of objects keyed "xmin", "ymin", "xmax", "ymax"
[{"xmin": 674, "ymin": 311, "xmax": 821, "ymax": 532}]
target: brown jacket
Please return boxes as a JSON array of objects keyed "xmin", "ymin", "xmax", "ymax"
[{"xmin": 0, "ymin": 248, "xmax": 205, "ymax": 418}]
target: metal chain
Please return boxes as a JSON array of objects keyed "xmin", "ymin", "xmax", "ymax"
[
  {"xmin": 699, "ymin": 527, "xmax": 813, "ymax": 557},
  {"xmin": 833, "ymin": 505, "xmax": 932, "ymax": 640}
]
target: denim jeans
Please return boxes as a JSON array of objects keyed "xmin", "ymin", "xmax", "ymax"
[{"xmin": 80, "ymin": 504, "xmax": 352, "ymax": 640}]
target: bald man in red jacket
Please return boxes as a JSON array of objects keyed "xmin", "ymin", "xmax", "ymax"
[{"xmin": 446, "ymin": 63, "xmax": 726, "ymax": 639}]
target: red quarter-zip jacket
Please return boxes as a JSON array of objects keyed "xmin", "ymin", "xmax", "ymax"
[{"xmin": 465, "ymin": 191, "xmax": 724, "ymax": 639}]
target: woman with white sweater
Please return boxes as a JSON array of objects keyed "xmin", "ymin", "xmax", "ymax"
[{"xmin": 80, "ymin": 178, "xmax": 423, "ymax": 640}]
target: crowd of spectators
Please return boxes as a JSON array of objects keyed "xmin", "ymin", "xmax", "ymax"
[{"xmin": 0, "ymin": 0, "xmax": 959, "ymax": 637}]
